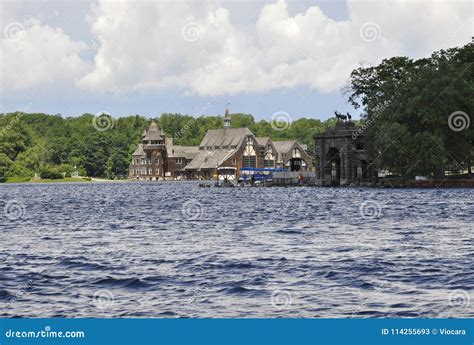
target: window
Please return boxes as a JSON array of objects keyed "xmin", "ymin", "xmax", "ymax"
[
  {"xmin": 243, "ymin": 156, "xmax": 256, "ymax": 168},
  {"xmin": 155, "ymin": 158, "xmax": 160, "ymax": 164},
  {"xmin": 149, "ymin": 168, "xmax": 153, "ymax": 175},
  {"xmin": 243, "ymin": 137, "xmax": 256, "ymax": 168},
  {"xmin": 232, "ymin": 158, "xmax": 236, "ymax": 165},
  {"xmin": 176, "ymin": 158, "xmax": 183, "ymax": 164},
  {"xmin": 141, "ymin": 158, "xmax": 146, "ymax": 164},
  {"xmin": 264, "ymin": 159, "xmax": 274, "ymax": 167},
  {"xmin": 292, "ymin": 148, "xmax": 301, "ymax": 158},
  {"xmin": 141, "ymin": 169, "xmax": 146, "ymax": 175}
]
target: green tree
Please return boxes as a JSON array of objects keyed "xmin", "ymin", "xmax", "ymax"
[{"xmin": 348, "ymin": 43, "xmax": 473, "ymax": 178}]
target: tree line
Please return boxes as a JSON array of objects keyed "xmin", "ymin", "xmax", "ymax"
[{"xmin": 0, "ymin": 112, "xmax": 335, "ymax": 181}]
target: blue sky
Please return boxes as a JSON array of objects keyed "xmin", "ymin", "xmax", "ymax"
[{"xmin": 1, "ymin": 0, "xmax": 472, "ymax": 121}]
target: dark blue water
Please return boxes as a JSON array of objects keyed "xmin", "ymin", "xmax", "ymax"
[{"xmin": 0, "ymin": 182, "xmax": 472, "ymax": 318}]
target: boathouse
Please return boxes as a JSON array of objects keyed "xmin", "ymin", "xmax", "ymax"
[{"xmin": 129, "ymin": 108, "xmax": 312, "ymax": 180}]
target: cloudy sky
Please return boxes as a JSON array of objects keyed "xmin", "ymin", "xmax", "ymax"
[{"xmin": 1, "ymin": 0, "xmax": 472, "ymax": 121}]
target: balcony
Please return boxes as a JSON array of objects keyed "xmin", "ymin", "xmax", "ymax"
[{"xmin": 143, "ymin": 144, "xmax": 165, "ymax": 150}]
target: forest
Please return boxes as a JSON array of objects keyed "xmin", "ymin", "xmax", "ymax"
[{"xmin": 0, "ymin": 43, "xmax": 472, "ymax": 182}]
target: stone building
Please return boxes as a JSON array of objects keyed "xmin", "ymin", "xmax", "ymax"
[
  {"xmin": 183, "ymin": 108, "xmax": 312, "ymax": 179},
  {"xmin": 314, "ymin": 120, "xmax": 377, "ymax": 186},
  {"xmin": 129, "ymin": 108, "xmax": 312, "ymax": 180},
  {"xmin": 128, "ymin": 121, "xmax": 198, "ymax": 180}
]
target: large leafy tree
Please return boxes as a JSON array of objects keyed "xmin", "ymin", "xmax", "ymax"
[{"xmin": 347, "ymin": 43, "xmax": 473, "ymax": 178}]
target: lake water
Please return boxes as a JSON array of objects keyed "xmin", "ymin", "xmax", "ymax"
[{"xmin": 0, "ymin": 182, "xmax": 472, "ymax": 318}]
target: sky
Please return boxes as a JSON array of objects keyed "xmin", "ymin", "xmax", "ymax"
[{"xmin": 0, "ymin": 0, "xmax": 472, "ymax": 121}]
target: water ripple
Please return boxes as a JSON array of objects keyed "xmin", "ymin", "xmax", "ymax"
[{"xmin": 0, "ymin": 182, "xmax": 472, "ymax": 318}]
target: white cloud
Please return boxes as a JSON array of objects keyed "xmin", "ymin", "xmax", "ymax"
[
  {"xmin": 1, "ymin": 0, "xmax": 472, "ymax": 95},
  {"xmin": 1, "ymin": 18, "xmax": 91, "ymax": 90}
]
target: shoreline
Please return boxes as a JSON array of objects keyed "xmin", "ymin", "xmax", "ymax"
[{"xmin": 3, "ymin": 175, "xmax": 473, "ymax": 188}]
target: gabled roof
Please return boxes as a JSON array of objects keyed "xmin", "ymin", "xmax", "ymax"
[
  {"xmin": 143, "ymin": 121, "xmax": 163, "ymax": 141},
  {"xmin": 172, "ymin": 145, "xmax": 200, "ymax": 160},
  {"xmin": 255, "ymin": 137, "xmax": 271, "ymax": 146},
  {"xmin": 272, "ymin": 140, "xmax": 296, "ymax": 154},
  {"xmin": 273, "ymin": 140, "xmax": 313, "ymax": 165},
  {"xmin": 184, "ymin": 149, "xmax": 236, "ymax": 170},
  {"xmin": 199, "ymin": 127, "xmax": 253, "ymax": 149},
  {"xmin": 132, "ymin": 143, "xmax": 145, "ymax": 156}
]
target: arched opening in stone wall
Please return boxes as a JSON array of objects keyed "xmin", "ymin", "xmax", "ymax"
[{"xmin": 326, "ymin": 147, "xmax": 341, "ymax": 186}]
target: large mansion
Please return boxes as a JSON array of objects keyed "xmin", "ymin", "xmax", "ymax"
[{"xmin": 129, "ymin": 108, "xmax": 312, "ymax": 180}]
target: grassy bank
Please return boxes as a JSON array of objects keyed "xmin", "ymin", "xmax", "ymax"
[{"xmin": 5, "ymin": 177, "xmax": 91, "ymax": 183}]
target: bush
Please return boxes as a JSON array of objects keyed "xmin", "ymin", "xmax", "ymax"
[
  {"xmin": 57, "ymin": 163, "xmax": 75, "ymax": 175},
  {"xmin": 40, "ymin": 167, "xmax": 64, "ymax": 179},
  {"xmin": 0, "ymin": 153, "xmax": 13, "ymax": 183},
  {"xmin": 7, "ymin": 162, "xmax": 34, "ymax": 179}
]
